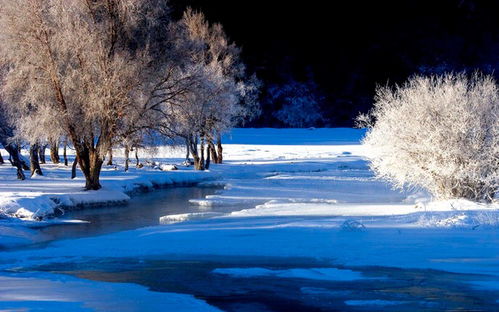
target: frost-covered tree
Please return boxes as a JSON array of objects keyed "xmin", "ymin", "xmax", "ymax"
[
  {"xmin": 269, "ymin": 79, "xmax": 324, "ymax": 128},
  {"xmin": 358, "ymin": 73, "xmax": 499, "ymax": 202},
  {"xmin": 0, "ymin": 1, "xmax": 259, "ymax": 183},
  {"xmin": 0, "ymin": 0, "xmax": 170, "ymax": 189},
  {"xmin": 159, "ymin": 9, "xmax": 260, "ymax": 170}
]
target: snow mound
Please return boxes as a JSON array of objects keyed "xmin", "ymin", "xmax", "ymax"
[{"xmin": 160, "ymin": 164, "xmax": 178, "ymax": 171}]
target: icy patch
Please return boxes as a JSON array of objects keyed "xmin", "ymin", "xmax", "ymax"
[
  {"xmin": 212, "ymin": 267, "xmax": 366, "ymax": 281},
  {"xmin": 345, "ymin": 300, "xmax": 408, "ymax": 306},
  {"xmin": 159, "ymin": 212, "xmax": 224, "ymax": 224},
  {"xmin": 0, "ymin": 272, "xmax": 222, "ymax": 312},
  {"xmin": 0, "ymin": 225, "xmax": 43, "ymax": 249}
]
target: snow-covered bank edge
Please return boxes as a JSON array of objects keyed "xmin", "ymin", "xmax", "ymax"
[{"xmin": 0, "ymin": 169, "xmax": 221, "ymax": 221}]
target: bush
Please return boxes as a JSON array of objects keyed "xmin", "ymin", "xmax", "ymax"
[{"xmin": 358, "ymin": 73, "xmax": 499, "ymax": 202}]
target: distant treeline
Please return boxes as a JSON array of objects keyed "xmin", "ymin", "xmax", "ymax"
[{"xmin": 174, "ymin": 0, "xmax": 499, "ymax": 127}]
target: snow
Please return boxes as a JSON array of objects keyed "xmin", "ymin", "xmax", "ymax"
[
  {"xmin": 0, "ymin": 128, "xmax": 366, "ymax": 222},
  {"xmin": 226, "ymin": 199, "xmax": 499, "ymax": 219},
  {"xmin": 1, "ymin": 127, "xmax": 499, "ymax": 310}
]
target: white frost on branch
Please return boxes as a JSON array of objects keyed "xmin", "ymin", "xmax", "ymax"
[{"xmin": 359, "ymin": 73, "xmax": 499, "ymax": 202}]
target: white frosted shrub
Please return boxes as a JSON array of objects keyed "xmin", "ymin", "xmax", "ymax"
[{"xmin": 359, "ymin": 73, "xmax": 499, "ymax": 202}]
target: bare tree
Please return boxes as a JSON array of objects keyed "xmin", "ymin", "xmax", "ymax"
[{"xmin": 358, "ymin": 73, "xmax": 499, "ymax": 202}]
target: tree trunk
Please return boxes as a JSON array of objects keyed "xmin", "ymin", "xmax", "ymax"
[
  {"xmin": 124, "ymin": 144, "xmax": 130, "ymax": 172},
  {"xmin": 106, "ymin": 147, "xmax": 113, "ymax": 166},
  {"xmin": 134, "ymin": 147, "xmax": 140, "ymax": 167},
  {"xmin": 189, "ymin": 136, "xmax": 203, "ymax": 170},
  {"xmin": 2, "ymin": 143, "xmax": 26, "ymax": 180},
  {"xmin": 216, "ymin": 134, "xmax": 223, "ymax": 164},
  {"xmin": 0, "ymin": 151, "xmax": 3, "ymax": 164},
  {"xmin": 208, "ymin": 140, "xmax": 218, "ymax": 164},
  {"xmin": 85, "ymin": 158, "xmax": 103, "ymax": 190},
  {"xmin": 205, "ymin": 144, "xmax": 211, "ymax": 169},
  {"xmin": 199, "ymin": 137, "xmax": 205, "ymax": 170},
  {"xmin": 63, "ymin": 141, "xmax": 68, "ymax": 166},
  {"xmin": 50, "ymin": 139, "xmax": 60, "ymax": 164},
  {"xmin": 38, "ymin": 145, "xmax": 46, "ymax": 164},
  {"xmin": 29, "ymin": 143, "xmax": 43, "ymax": 176},
  {"xmin": 185, "ymin": 140, "xmax": 190, "ymax": 161},
  {"xmin": 19, "ymin": 152, "xmax": 30, "ymax": 170},
  {"xmin": 75, "ymin": 146, "xmax": 103, "ymax": 190},
  {"xmin": 71, "ymin": 156, "xmax": 78, "ymax": 179}
]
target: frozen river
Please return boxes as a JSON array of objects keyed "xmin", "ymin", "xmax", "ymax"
[{"xmin": 2, "ymin": 185, "xmax": 499, "ymax": 312}]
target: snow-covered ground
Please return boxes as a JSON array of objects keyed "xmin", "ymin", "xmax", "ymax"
[{"xmin": 1, "ymin": 128, "xmax": 499, "ymax": 311}]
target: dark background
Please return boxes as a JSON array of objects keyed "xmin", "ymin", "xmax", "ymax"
[{"xmin": 171, "ymin": 0, "xmax": 499, "ymax": 127}]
